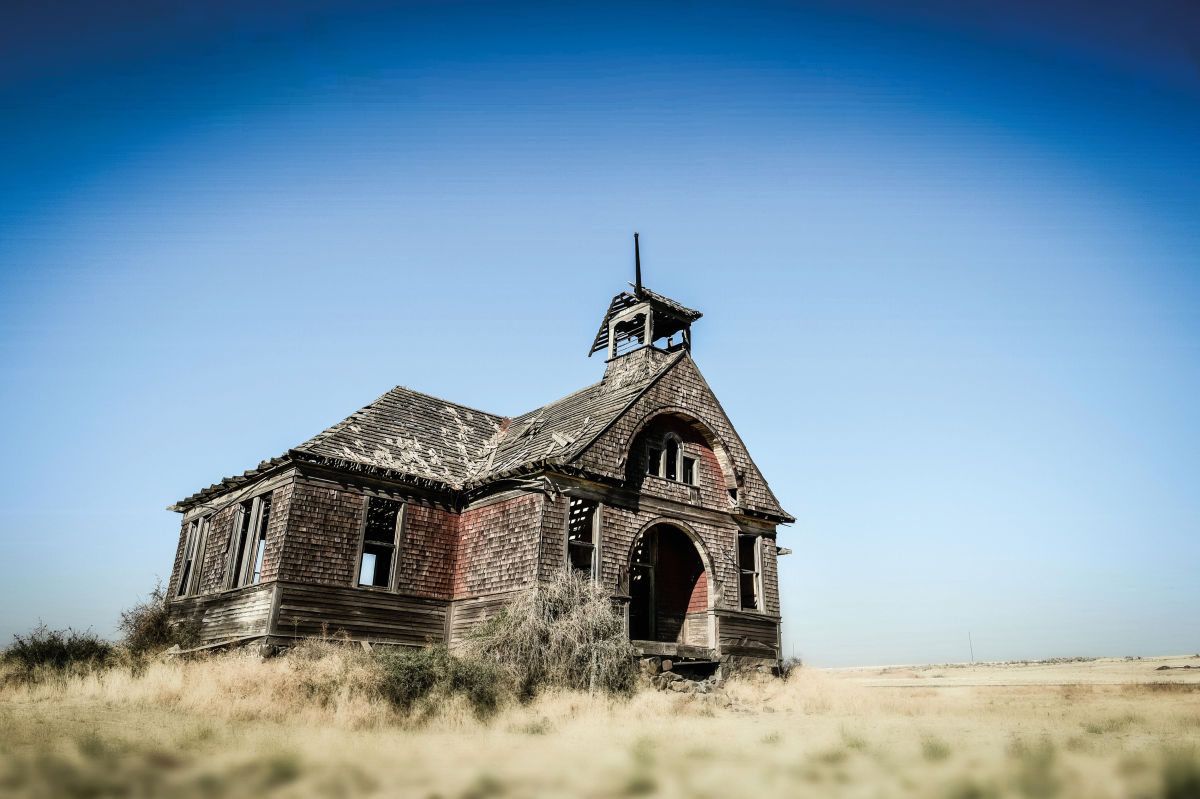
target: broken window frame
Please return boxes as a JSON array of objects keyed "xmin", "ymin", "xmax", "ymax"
[
  {"xmin": 176, "ymin": 515, "xmax": 210, "ymax": 597},
  {"xmin": 355, "ymin": 496, "xmax": 405, "ymax": 591},
  {"xmin": 566, "ymin": 497, "xmax": 601, "ymax": 581},
  {"xmin": 225, "ymin": 493, "xmax": 273, "ymax": 590},
  {"xmin": 737, "ymin": 533, "xmax": 763, "ymax": 612}
]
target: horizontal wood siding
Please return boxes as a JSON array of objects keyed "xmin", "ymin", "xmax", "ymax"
[
  {"xmin": 717, "ymin": 612, "xmax": 779, "ymax": 659},
  {"xmin": 449, "ymin": 592, "xmax": 522, "ymax": 644},
  {"xmin": 274, "ymin": 582, "xmax": 447, "ymax": 646},
  {"xmin": 168, "ymin": 584, "xmax": 274, "ymax": 645},
  {"xmin": 682, "ymin": 612, "xmax": 710, "ymax": 648}
]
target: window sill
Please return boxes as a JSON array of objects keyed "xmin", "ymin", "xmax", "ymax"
[
  {"xmin": 643, "ymin": 474, "xmax": 699, "ymax": 489},
  {"xmin": 355, "ymin": 584, "xmax": 396, "ymax": 593}
]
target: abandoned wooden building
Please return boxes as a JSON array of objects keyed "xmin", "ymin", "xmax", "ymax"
[{"xmin": 167, "ymin": 248, "xmax": 794, "ymax": 667}]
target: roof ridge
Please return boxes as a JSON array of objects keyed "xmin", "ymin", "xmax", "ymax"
[{"xmin": 385, "ymin": 385, "xmax": 506, "ymax": 422}]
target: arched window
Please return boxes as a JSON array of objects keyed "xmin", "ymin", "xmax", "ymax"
[{"xmin": 646, "ymin": 431, "xmax": 697, "ymax": 486}]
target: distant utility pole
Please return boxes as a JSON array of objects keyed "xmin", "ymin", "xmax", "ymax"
[{"xmin": 969, "ymin": 631, "xmax": 975, "ymax": 664}]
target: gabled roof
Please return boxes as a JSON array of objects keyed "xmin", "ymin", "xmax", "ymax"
[
  {"xmin": 170, "ymin": 351, "xmax": 683, "ymax": 510},
  {"xmin": 478, "ymin": 350, "xmax": 685, "ymax": 479}
]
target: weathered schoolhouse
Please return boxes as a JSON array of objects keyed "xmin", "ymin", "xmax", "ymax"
[{"xmin": 167, "ymin": 241, "xmax": 793, "ymax": 668}]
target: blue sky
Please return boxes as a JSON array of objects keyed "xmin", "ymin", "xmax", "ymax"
[{"xmin": 1, "ymin": 1, "xmax": 1197, "ymax": 666}]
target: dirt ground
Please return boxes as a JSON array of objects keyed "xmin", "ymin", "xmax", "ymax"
[{"xmin": 2, "ymin": 653, "xmax": 1198, "ymax": 798}]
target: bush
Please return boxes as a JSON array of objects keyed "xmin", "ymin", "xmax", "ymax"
[
  {"xmin": 4, "ymin": 624, "xmax": 114, "ymax": 682},
  {"xmin": 118, "ymin": 581, "xmax": 199, "ymax": 655},
  {"xmin": 374, "ymin": 644, "xmax": 503, "ymax": 719},
  {"xmin": 461, "ymin": 570, "xmax": 638, "ymax": 699}
]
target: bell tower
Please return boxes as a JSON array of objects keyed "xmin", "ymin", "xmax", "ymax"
[{"xmin": 588, "ymin": 233, "xmax": 703, "ymax": 361}]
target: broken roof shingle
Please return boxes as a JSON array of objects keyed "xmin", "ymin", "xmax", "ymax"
[{"xmin": 294, "ymin": 387, "xmax": 505, "ymax": 486}]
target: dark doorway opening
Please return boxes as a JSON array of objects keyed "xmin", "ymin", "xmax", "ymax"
[{"xmin": 628, "ymin": 523, "xmax": 708, "ymax": 646}]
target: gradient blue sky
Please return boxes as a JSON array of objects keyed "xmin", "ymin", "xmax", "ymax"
[{"xmin": 2, "ymin": 1, "xmax": 1197, "ymax": 666}]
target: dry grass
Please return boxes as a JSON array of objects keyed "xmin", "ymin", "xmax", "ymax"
[{"xmin": 1, "ymin": 652, "xmax": 1199, "ymax": 797}]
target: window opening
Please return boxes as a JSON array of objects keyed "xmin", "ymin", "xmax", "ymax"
[
  {"xmin": 249, "ymin": 496, "xmax": 271, "ymax": 584},
  {"xmin": 738, "ymin": 533, "xmax": 762, "ymax": 611},
  {"xmin": 177, "ymin": 517, "xmax": 208, "ymax": 597},
  {"xmin": 359, "ymin": 497, "xmax": 402, "ymax": 588},
  {"xmin": 664, "ymin": 435, "xmax": 678, "ymax": 480},
  {"xmin": 646, "ymin": 445, "xmax": 663, "ymax": 477},
  {"xmin": 646, "ymin": 431, "xmax": 697, "ymax": 486},
  {"xmin": 611, "ymin": 313, "xmax": 647, "ymax": 356},
  {"xmin": 228, "ymin": 495, "xmax": 272, "ymax": 589},
  {"xmin": 567, "ymin": 498, "xmax": 599, "ymax": 578}
]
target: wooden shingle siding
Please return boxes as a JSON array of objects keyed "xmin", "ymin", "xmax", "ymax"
[
  {"xmin": 277, "ymin": 484, "xmax": 364, "ymax": 585},
  {"xmin": 169, "ymin": 584, "xmax": 274, "ymax": 644},
  {"xmin": 397, "ymin": 504, "xmax": 457, "ymax": 599},
  {"xmin": 258, "ymin": 482, "xmax": 293, "ymax": 584},
  {"xmin": 760, "ymin": 536, "xmax": 780, "ymax": 615},
  {"xmin": 454, "ymin": 493, "xmax": 542, "ymax": 598},
  {"xmin": 197, "ymin": 505, "xmax": 237, "ymax": 594},
  {"xmin": 273, "ymin": 582, "xmax": 447, "ymax": 645},
  {"xmin": 170, "ymin": 517, "xmax": 189, "ymax": 596},
  {"xmin": 538, "ymin": 493, "xmax": 569, "ymax": 582}
]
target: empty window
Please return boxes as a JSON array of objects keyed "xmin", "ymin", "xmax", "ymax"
[
  {"xmin": 645, "ymin": 432, "xmax": 697, "ymax": 486},
  {"xmin": 738, "ymin": 533, "xmax": 762, "ymax": 611},
  {"xmin": 646, "ymin": 445, "xmax": 663, "ymax": 477},
  {"xmin": 359, "ymin": 497, "xmax": 402, "ymax": 588},
  {"xmin": 226, "ymin": 495, "xmax": 272, "ymax": 589},
  {"xmin": 567, "ymin": 498, "xmax": 599, "ymax": 578},
  {"xmin": 177, "ymin": 516, "xmax": 209, "ymax": 597}
]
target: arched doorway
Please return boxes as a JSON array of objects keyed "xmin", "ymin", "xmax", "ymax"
[{"xmin": 628, "ymin": 523, "xmax": 711, "ymax": 647}]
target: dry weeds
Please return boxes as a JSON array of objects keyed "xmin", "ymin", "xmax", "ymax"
[{"xmin": 1, "ymin": 652, "xmax": 1198, "ymax": 798}]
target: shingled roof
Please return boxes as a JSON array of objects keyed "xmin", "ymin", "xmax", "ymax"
[
  {"xmin": 294, "ymin": 387, "xmax": 506, "ymax": 486},
  {"xmin": 170, "ymin": 350, "xmax": 682, "ymax": 510}
]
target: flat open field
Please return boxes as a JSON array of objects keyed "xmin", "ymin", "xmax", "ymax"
[{"xmin": 2, "ymin": 653, "xmax": 1198, "ymax": 798}]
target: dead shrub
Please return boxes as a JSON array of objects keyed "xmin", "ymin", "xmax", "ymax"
[
  {"xmin": 4, "ymin": 623, "xmax": 114, "ymax": 683},
  {"xmin": 118, "ymin": 581, "xmax": 200, "ymax": 656},
  {"xmin": 461, "ymin": 570, "xmax": 637, "ymax": 699}
]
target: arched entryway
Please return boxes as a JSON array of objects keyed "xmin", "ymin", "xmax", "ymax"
[{"xmin": 628, "ymin": 522, "xmax": 711, "ymax": 648}]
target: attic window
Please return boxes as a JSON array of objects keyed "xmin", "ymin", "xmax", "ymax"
[
  {"xmin": 567, "ymin": 498, "xmax": 599, "ymax": 580},
  {"xmin": 646, "ymin": 432, "xmax": 697, "ymax": 486},
  {"xmin": 177, "ymin": 515, "xmax": 210, "ymax": 597},
  {"xmin": 359, "ymin": 497, "xmax": 404, "ymax": 589},
  {"xmin": 226, "ymin": 494, "xmax": 272, "ymax": 589}
]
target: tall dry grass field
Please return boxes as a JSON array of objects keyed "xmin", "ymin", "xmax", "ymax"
[{"xmin": 2, "ymin": 650, "xmax": 1198, "ymax": 798}]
